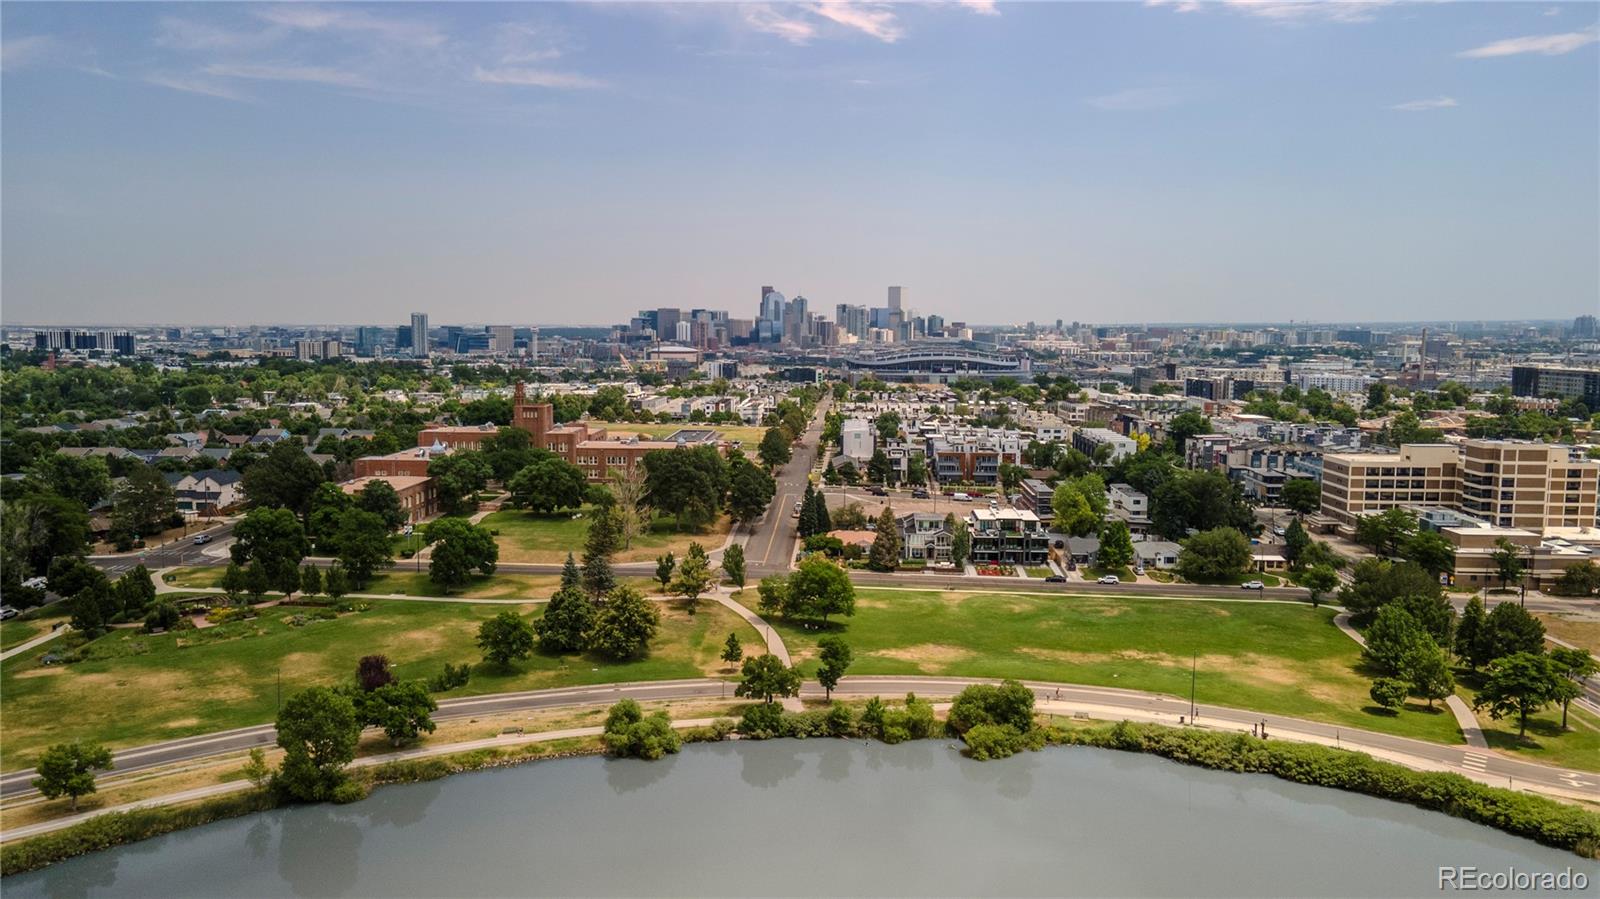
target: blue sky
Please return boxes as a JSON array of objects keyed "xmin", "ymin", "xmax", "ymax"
[{"xmin": 2, "ymin": 1, "xmax": 1596, "ymax": 326}]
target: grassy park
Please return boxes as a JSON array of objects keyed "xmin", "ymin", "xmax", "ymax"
[
  {"xmin": 743, "ymin": 587, "xmax": 1465, "ymax": 746},
  {"xmin": 483, "ymin": 507, "xmax": 730, "ymax": 564},
  {"xmin": 0, "ymin": 597, "xmax": 762, "ymax": 771}
]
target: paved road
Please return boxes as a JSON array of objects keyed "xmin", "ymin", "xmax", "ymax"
[
  {"xmin": 89, "ymin": 521, "xmax": 235, "ymax": 575},
  {"xmin": 4, "ymin": 674, "xmax": 1593, "ymax": 807},
  {"xmin": 743, "ymin": 396, "xmax": 829, "ymax": 576}
]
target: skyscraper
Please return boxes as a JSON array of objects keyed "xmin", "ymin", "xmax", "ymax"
[
  {"xmin": 759, "ymin": 289, "xmax": 786, "ymax": 343},
  {"xmin": 887, "ymin": 285, "xmax": 905, "ymax": 311},
  {"xmin": 410, "ymin": 312, "xmax": 430, "ymax": 358}
]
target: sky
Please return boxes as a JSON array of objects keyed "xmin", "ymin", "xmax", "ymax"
[{"xmin": 1, "ymin": 1, "xmax": 1597, "ymax": 327}]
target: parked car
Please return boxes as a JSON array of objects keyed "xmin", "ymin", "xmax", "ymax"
[
  {"xmin": 1242, "ymin": 580, "xmax": 1265, "ymax": 590},
  {"xmin": 951, "ymin": 492, "xmax": 973, "ymax": 502},
  {"xmin": 193, "ymin": 533, "xmax": 213, "ymax": 545},
  {"xmin": 911, "ymin": 489, "xmax": 929, "ymax": 499},
  {"xmin": 867, "ymin": 486, "xmax": 887, "ymax": 497},
  {"xmin": 21, "ymin": 576, "xmax": 47, "ymax": 591},
  {"xmin": 1044, "ymin": 576, "xmax": 1066, "ymax": 583},
  {"xmin": 1097, "ymin": 575, "xmax": 1120, "ymax": 585},
  {"xmin": 0, "ymin": 606, "xmax": 18, "ymax": 620}
]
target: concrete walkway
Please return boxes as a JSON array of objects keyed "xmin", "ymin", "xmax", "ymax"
[
  {"xmin": 1, "ymin": 718, "xmax": 722, "ymax": 843},
  {"xmin": 707, "ymin": 589, "xmax": 802, "ymax": 711},
  {"xmin": 1334, "ymin": 611, "xmax": 1488, "ymax": 749},
  {"xmin": 0, "ymin": 625, "xmax": 69, "ymax": 663}
]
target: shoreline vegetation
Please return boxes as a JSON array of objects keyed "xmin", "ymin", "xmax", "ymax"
[{"xmin": 5, "ymin": 701, "xmax": 1596, "ymax": 876}]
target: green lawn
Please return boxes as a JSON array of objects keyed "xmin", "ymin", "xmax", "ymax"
[
  {"xmin": 484, "ymin": 507, "xmax": 729, "ymax": 564},
  {"xmin": 0, "ymin": 597, "xmax": 763, "ymax": 771},
  {"xmin": 161, "ymin": 566, "xmax": 658, "ymax": 600},
  {"xmin": 0, "ymin": 614, "xmax": 65, "ymax": 652},
  {"xmin": 1455, "ymin": 674, "xmax": 1600, "ymax": 771},
  {"xmin": 739, "ymin": 588, "xmax": 1464, "ymax": 746},
  {"xmin": 1024, "ymin": 567, "xmax": 1055, "ymax": 578},
  {"xmin": 586, "ymin": 421, "xmax": 767, "ymax": 446}
]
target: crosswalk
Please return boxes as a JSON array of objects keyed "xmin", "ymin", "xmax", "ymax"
[{"xmin": 1460, "ymin": 752, "xmax": 1489, "ymax": 773}]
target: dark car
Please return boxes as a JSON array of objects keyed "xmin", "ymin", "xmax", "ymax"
[
  {"xmin": 1044, "ymin": 576, "xmax": 1066, "ymax": 583},
  {"xmin": 911, "ymin": 489, "xmax": 929, "ymax": 499},
  {"xmin": 867, "ymin": 486, "xmax": 888, "ymax": 497}
]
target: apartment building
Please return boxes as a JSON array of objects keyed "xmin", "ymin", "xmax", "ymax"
[
  {"xmin": 1071, "ymin": 427, "xmax": 1137, "ymax": 463},
  {"xmin": 1319, "ymin": 440, "xmax": 1597, "ymax": 533},
  {"xmin": 840, "ymin": 418, "xmax": 875, "ymax": 462},
  {"xmin": 926, "ymin": 428, "xmax": 1024, "ymax": 485},
  {"xmin": 966, "ymin": 508, "xmax": 1050, "ymax": 566}
]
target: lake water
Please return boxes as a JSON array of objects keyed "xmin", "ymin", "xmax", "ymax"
[{"xmin": 8, "ymin": 740, "xmax": 1594, "ymax": 898}]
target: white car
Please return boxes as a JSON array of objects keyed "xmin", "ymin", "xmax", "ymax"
[
  {"xmin": 193, "ymin": 533, "xmax": 212, "ymax": 545},
  {"xmin": 1097, "ymin": 575, "xmax": 1120, "ymax": 585},
  {"xmin": 1242, "ymin": 580, "xmax": 1265, "ymax": 590},
  {"xmin": 0, "ymin": 606, "xmax": 18, "ymax": 620},
  {"xmin": 21, "ymin": 576, "xmax": 47, "ymax": 591}
]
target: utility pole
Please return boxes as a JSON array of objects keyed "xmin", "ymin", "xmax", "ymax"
[{"xmin": 1188, "ymin": 652, "xmax": 1197, "ymax": 722}]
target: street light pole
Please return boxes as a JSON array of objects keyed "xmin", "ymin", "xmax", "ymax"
[{"xmin": 1188, "ymin": 652, "xmax": 1197, "ymax": 722}]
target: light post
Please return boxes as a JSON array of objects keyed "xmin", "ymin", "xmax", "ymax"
[{"xmin": 1188, "ymin": 652, "xmax": 1197, "ymax": 722}]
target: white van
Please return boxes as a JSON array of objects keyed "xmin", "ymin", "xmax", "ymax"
[{"xmin": 951, "ymin": 492, "xmax": 973, "ymax": 502}]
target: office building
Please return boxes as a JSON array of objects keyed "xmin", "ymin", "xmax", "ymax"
[
  {"xmin": 1511, "ymin": 365, "xmax": 1600, "ymax": 410},
  {"xmin": 488, "ymin": 325, "xmax": 515, "ymax": 353},
  {"xmin": 887, "ymin": 285, "xmax": 905, "ymax": 311},
  {"xmin": 410, "ymin": 313, "xmax": 430, "ymax": 358}
]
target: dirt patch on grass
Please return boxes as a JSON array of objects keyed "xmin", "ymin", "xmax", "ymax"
[
  {"xmin": 164, "ymin": 717, "xmax": 201, "ymax": 729},
  {"xmin": 11, "ymin": 666, "xmax": 65, "ymax": 679},
  {"xmin": 875, "ymin": 644, "xmax": 976, "ymax": 671}
]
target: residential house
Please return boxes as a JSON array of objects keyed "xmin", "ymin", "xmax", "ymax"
[
  {"xmin": 896, "ymin": 512, "xmax": 953, "ymax": 563},
  {"xmin": 167, "ymin": 469, "xmax": 245, "ymax": 516},
  {"xmin": 967, "ymin": 508, "xmax": 1050, "ymax": 565}
]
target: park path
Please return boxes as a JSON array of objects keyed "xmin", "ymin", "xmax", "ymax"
[
  {"xmin": 0, "ymin": 718, "xmax": 723, "ymax": 843},
  {"xmin": 0, "ymin": 626, "xmax": 69, "ymax": 663},
  {"xmin": 707, "ymin": 588, "xmax": 802, "ymax": 711},
  {"xmin": 1334, "ymin": 611, "xmax": 1488, "ymax": 749}
]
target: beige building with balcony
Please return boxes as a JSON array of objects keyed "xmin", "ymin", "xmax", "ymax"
[{"xmin": 1318, "ymin": 444, "xmax": 1462, "ymax": 527}]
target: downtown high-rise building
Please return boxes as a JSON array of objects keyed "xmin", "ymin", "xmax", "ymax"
[
  {"xmin": 758, "ymin": 287, "xmax": 785, "ymax": 343},
  {"xmin": 887, "ymin": 285, "xmax": 905, "ymax": 311},
  {"xmin": 836, "ymin": 304, "xmax": 869, "ymax": 339},
  {"xmin": 410, "ymin": 312, "xmax": 430, "ymax": 358}
]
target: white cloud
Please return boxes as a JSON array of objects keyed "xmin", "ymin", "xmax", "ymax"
[
  {"xmin": 154, "ymin": 17, "xmax": 279, "ymax": 52},
  {"xmin": 742, "ymin": 5, "xmax": 819, "ymax": 45},
  {"xmin": 1087, "ymin": 86, "xmax": 1181, "ymax": 111},
  {"xmin": 491, "ymin": 23, "xmax": 566, "ymax": 64},
  {"xmin": 144, "ymin": 73, "xmax": 249, "ymax": 101},
  {"xmin": 472, "ymin": 66, "xmax": 605, "ymax": 89},
  {"xmin": 1148, "ymin": 0, "xmax": 1395, "ymax": 24},
  {"xmin": 956, "ymin": 0, "xmax": 1001, "ymax": 16},
  {"xmin": 1390, "ymin": 95, "xmax": 1458, "ymax": 111},
  {"xmin": 205, "ymin": 63, "xmax": 372, "ymax": 89},
  {"xmin": 1, "ymin": 35, "xmax": 62, "ymax": 71},
  {"xmin": 252, "ymin": 6, "xmax": 446, "ymax": 49},
  {"xmin": 809, "ymin": 2, "xmax": 905, "ymax": 44},
  {"xmin": 1457, "ymin": 26, "xmax": 1599, "ymax": 58}
]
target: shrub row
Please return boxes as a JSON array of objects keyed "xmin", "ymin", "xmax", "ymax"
[
  {"xmin": 1051, "ymin": 720, "xmax": 1600, "ymax": 859},
  {"xmin": 737, "ymin": 695, "xmax": 936, "ymax": 743}
]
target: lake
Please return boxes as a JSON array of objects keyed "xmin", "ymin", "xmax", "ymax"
[{"xmin": 9, "ymin": 740, "xmax": 1594, "ymax": 897}]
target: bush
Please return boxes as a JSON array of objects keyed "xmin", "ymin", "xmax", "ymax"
[
  {"xmin": 946, "ymin": 680, "xmax": 1035, "ymax": 735},
  {"xmin": 825, "ymin": 703, "xmax": 856, "ymax": 737},
  {"xmin": 963, "ymin": 724, "xmax": 1025, "ymax": 760},
  {"xmin": 602, "ymin": 698, "xmax": 682, "ymax": 760},
  {"xmin": 1052, "ymin": 721, "xmax": 1600, "ymax": 858},
  {"xmin": 330, "ymin": 780, "xmax": 370, "ymax": 804},
  {"xmin": 142, "ymin": 602, "xmax": 181, "ymax": 633},
  {"xmin": 739, "ymin": 702, "xmax": 785, "ymax": 738},
  {"xmin": 426, "ymin": 662, "xmax": 472, "ymax": 693}
]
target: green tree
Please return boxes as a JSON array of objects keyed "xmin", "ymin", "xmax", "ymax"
[
  {"xmin": 359, "ymin": 681, "xmax": 438, "ymax": 747},
  {"xmin": 230, "ymin": 507, "xmax": 309, "ymax": 596},
  {"xmin": 333, "ymin": 509, "xmax": 394, "ymax": 589},
  {"xmin": 305, "ymin": 483, "xmax": 355, "ymax": 552},
  {"xmin": 798, "ymin": 483, "xmax": 819, "ymax": 538},
  {"xmin": 506, "ymin": 453, "xmax": 588, "ymax": 514},
  {"xmin": 756, "ymin": 575, "xmax": 789, "ymax": 618},
  {"xmin": 721, "ymin": 632, "xmax": 743, "ymax": 666},
  {"xmin": 946, "ymin": 680, "xmax": 1035, "ymax": 735},
  {"xmin": 816, "ymin": 636, "xmax": 853, "ymax": 700},
  {"xmin": 275, "ymin": 687, "xmax": 361, "ymax": 800},
  {"xmin": 1454, "ymin": 596, "xmax": 1488, "ymax": 668},
  {"xmin": 654, "ymin": 552, "xmax": 676, "ymax": 592},
  {"xmin": 425, "ymin": 517, "xmax": 499, "ymax": 593},
  {"xmin": 1280, "ymin": 478, "xmax": 1322, "ymax": 516},
  {"xmin": 642, "ymin": 446, "xmax": 729, "ymax": 529},
  {"xmin": 535, "ymin": 579, "xmax": 595, "ymax": 654},
  {"xmin": 355, "ymin": 479, "xmax": 408, "ymax": 531},
  {"xmin": 581, "ymin": 506, "xmax": 622, "ymax": 598},
  {"xmin": 31, "ymin": 742, "xmax": 114, "ymax": 811},
  {"xmin": 735, "ymin": 654, "xmax": 802, "ymax": 704},
  {"xmin": 1051, "ymin": 482, "xmax": 1099, "ymax": 538},
  {"xmin": 1165, "ymin": 411, "xmax": 1212, "ymax": 453},
  {"xmin": 428, "ymin": 451, "xmax": 493, "ymax": 516},
  {"xmin": 1174, "ymin": 527, "xmax": 1252, "ymax": 584},
  {"xmin": 1098, "ymin": 520, "xmax": 1134, "ymax": 570},
  {"xmin": 2, "ymin": 493, "xmax": 91, "ymax": 579},
  {"xmin": 300, "ymin": 564, "xmax": 322, "ymax": 597},
  {"xmin": 758, "ymin": 427, "xmax": 792, "ymax": 470},
  {"xmin": 220, "ymin": 561, "xmax": 249, "ymax": 605},
  {"xmin": 322, "ymin": 563, "xmax": 349, "ymax": 601},
  {"xmin": 868, "ymin": 504, "xmax": 901, "ymax": 572},
  {"xmin": 1363, "ymin": 604, "xmax": 1433, "ymax": 676},
  {"xmin": 111, "ymin": 464, "xmax": 178, "ymax": 539},
  {"xmin": 241, "ymin": 747, "xmax": 272, "ymax": 792},
  {"xmin": 26, "ymin": 453, "xmax": 112, "ymax": 509},
  {"xmin": 602, "ymin": 698, "xmax": 681, "ymax": 760},
  {"xmin": 948, "ymin": 514, "xmax": 971, "ymax": 568},
  {"xmin": 867, "ymin": 449, "xmax": 893, "ymax": 486},
  {"xmin": 1338, "ymin": 559, "xmax": 1443, "ymax": 628},
  {"xmin": 1368, "ymin": 677, "xmax": 1409, "ymax": 713},
  {"xmin": 1479, "ymin": 601, "xmax": 1546, "ymax": 665},
  {"xmin": 587, "ymin": 584, "xmax": 660, "ymax": 660},
  {"xmin": 722, "ymin": 542, "xmax": 746, "ymax": 591},
  {"xmin": 1402, "ymin": 530, "xmax": 1456, "ymax": 578},
  {"xmin": 1552, "ymin": 562, "xmax": 1600, "ymax": 597},
  {"xmin": 726, "ymin": 455, "xmax": 776, "ymax": 524},
  {"xmin": 1301, "ymin": 564, "xmax": 1339, "ymax": 609},
  {"xmin": 241, "ymin": 440, "xmax": 327, "ymax": 519},
  {"xmin": 1491, "ymin": 538, "xmax": 1528, "ymax": 591},
  {"xmin": 1406, "ymin": 641, "xmax": 1456, "ymax": 709},
  {"xmin": 671, "ymin": 541, "xmax": 714, "ymax": 611},
  {"xmin": 1354, "ymin": 508, "xmax": 1418, "ymax": 558},
  {"xmin": 477, "ymin": 610, "xmax": 535, "ymax": 667},
  {"xmin": 1474, "ymin": 652, "xmax": 1560, "ymax": 738},
  {"xmin": 786, "ymin": 555, "xmax": 857, "ymax": 622},
  {"xmin": 1550, "ymin": 647, "xmax": 1600, "ymax": 730},
  {"xmin": 1282, "ymin": 518, "xmax": 1310, "ymax": 568}
]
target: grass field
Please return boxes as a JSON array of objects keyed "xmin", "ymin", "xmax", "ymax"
[
  {"xmin": 0, "ymin": 614, "xmax": 65, "ymax": 652},
  {"xmin": 738, "ymin": 587, "xmax": 1465, "ymax": 746},
  {"xmin": 586, "ymin": 421, "xmax": 767, "ymax": 446},
  {"xmin": 484, "ymin": 507, "xmax": 730, "ymax": 564},
  {"xmin": 1457, "ymin": 676, "xmax": 1600, "ymax": 771},
  {"xmin": 1536, "ymin": 612, "xmax": 1600, "ymax": 655},
  {"xmin": 0, "ymin": 597, "xmax": 762, "ymax": 770},
  {"xmin": 162, "ymin": 566, "xmax": 657, "ymax": 600}
]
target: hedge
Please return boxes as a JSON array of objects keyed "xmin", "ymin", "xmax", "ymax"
[{"xmin": 1050, "ymin": 721, "xmax": 1600, "ymax": 859}]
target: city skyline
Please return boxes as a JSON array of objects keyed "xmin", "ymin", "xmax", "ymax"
[{"xmin": 3, "ymin": 2, "xmax": 1598, "ymax": 325}]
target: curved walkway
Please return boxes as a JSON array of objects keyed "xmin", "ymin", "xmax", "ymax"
[
  {"xmin": 0, "ymin": 626, "xmax": 69, "ymax": 663},
  {"xmin": 1333, "ymin": 611, "xmax": 1488, "ymax": 749}
]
